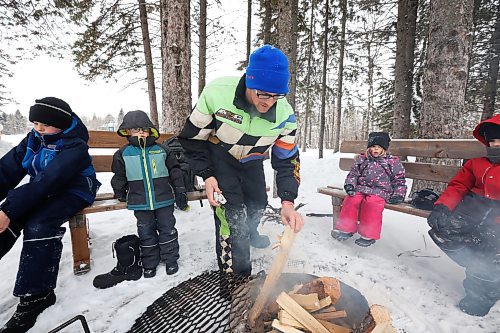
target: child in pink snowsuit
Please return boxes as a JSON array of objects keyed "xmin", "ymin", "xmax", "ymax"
[{"xmin": 332, "ymin": 132, "xmax": 407, "ymax": 247}]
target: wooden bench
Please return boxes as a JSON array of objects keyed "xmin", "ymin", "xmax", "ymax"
[
  {"xmin": 68, "ymin": 131, "xmax": 208, "ymax": 275},
  {"xmin": 317, "ymin": 139, "xmax": 484, "ymax": 230}
]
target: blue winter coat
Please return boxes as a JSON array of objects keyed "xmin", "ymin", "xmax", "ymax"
[{"xmin": 0, "ymin": 115, "xmax": 100, "ymax": 221}]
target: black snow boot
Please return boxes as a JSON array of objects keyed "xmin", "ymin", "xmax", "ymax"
[
  {"xmin": 458, "ymin": 295, "xmax": 495, "ymax": 317},
  {"xmin": 250, "ymin": 232, "xmax": 271, "ymax": 248},
  {"xmin": 93, "ymin": 234, "xmax": 142, "ymax": 289},
  {"xmin": 0, "ymin": 290, "xmax": 56, "ymax": 333}
]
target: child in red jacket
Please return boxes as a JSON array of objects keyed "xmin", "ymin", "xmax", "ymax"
[{"xmin": 427, "ymin": 114, "xmax": 500, "ymax": 317}]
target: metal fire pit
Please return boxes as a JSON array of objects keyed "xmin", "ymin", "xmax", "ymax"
[{"xmin": 127, "ymin": 271, "xmax": 369, "ymax": 333}]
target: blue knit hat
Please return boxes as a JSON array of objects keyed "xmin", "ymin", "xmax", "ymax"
[{"xmin": 245, "ymin": 45, "xmax": 290, "ymax": 94}]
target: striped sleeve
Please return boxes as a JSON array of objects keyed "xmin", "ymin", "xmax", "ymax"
[
  {"xmin": 178, "ymin": 92, "xmax": 216, "ymax": 180},
  {"xmin": 271, "ymin": 119, "xmax": 300, "ymax": 202}
]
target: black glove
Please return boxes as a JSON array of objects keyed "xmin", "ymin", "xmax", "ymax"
[
  {"xmin": 175, "ymin": 192, "xmax": 189, "ymax": 211},
  {"xmin": 427, "ymin": 204, "xmax": 452, "ymax": 231},
  {"xmin": 387, "ymin": 195, "xmax": 404, "ymax": 204},
  {"xmin": 344, "ymin": 184, "xmax": 356, "ymax": 197},
  {"xmin": 117, "ymin": 197, "xmax": 127, "ymax": 202}
]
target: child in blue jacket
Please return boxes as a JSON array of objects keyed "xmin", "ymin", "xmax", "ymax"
[{"xmin": 0, "ymin": 97, "xmax": 100, "ymax": 333}]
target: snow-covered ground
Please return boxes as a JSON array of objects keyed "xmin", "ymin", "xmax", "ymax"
[{"xmin": 0, "ymin": 134, "xmax": 498, "ymax": 332}]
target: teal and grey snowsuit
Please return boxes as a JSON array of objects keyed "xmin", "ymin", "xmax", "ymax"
[
  {"xmin": 111, "ymin": 111, "xmax": 186, "ymax": 269},
  {"xmin": 179, "ymin": 76, "xmax": 300, "ymax": 276}
]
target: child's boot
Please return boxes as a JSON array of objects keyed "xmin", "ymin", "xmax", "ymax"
[
  {"xmin": 458, "ymin": 295, "xmax": 494, "ymax": 316},
  {"xmin": 143, "ymin": 268, "xmax": 157, "ymax": 278},
  {"xmin": 166, "ymin": 261, "xmax": 179, "ymax": 275},
  {"xmin": 93, "ymin": 235, "xmax": 142, "ymax": 289},
  {"xmin": 355, "ymin": 237, "xmax": 376, "ymax": 247},
  {"xmin": 331, "ymin": 229, "xmax": 354, "ymax": 241},
  {"xmin": 1, "ymin": 290, "xmax": 56, "ymax": 333}
]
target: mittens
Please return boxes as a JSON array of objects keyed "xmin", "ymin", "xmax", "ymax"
[
  {"xmin": 344, "ymin": 184, "xmax": 356, "ymax": 197},
  {"xmin": 175, "ymin": 191, "xmax": 189, "ymax": 211},
  {"xmin": 387, "ymin": 195, "xmax": 404, "ymax": 204},
  {"xmin": 427, "ymin": 204, "xmax": 452, "ymax": 231}
]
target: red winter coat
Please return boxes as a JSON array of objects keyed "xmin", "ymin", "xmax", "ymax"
[{"xmin": 436, "ymin": 115, "xmax": 500, "ymax": 210}]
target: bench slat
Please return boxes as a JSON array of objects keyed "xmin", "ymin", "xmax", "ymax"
[
  {"xmin": 81, "ymin": 190, "xmax": 208, "ymax": 214},
  {"xmin": 340, "ymin": 140, "xmax": 483, "ymax": 159},
  {"xmin": 317, "ymin": 187, "xmax": 430, "ymax": 218},
  {"xmin": 339, "ymin": 158, "xmax": 460, "ymax": 183},
  {"xmin": 92, "ymin": 155, "xmax": 113, "ymax": 172},
  {"xmin": 87, "ymin": 130, "xmax": 173, "ymax": 148}
]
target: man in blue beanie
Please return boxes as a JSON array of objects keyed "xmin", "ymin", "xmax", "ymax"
[{"xmin": 178, "ymin": 45, "xmax": 304, "ymax": 276}]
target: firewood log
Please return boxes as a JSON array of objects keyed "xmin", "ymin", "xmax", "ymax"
[
  {"xmin": 354, "ymin": 305, "xmax": 396, "ymax": 333},
  {"xmin": 297, "ymin": 277, "xmax": 341, "ymax": 303},
  {"xmin": 248, "ymin": 226, "xmax": 296, "ymax": 327},
  {"xmin": 276, "ymin": 292, "xmax": 330, "ymax": 333},
  {"xmin": 278, "ymin": 310, "xmax": 305, "ymax": 329},
  {"xmin": 289, "ymin": 293, "xmax": 321, "ymax": 311},
  {"xmin": 312, "ymin": 310, "xmax": 348, "ymax": 321},
  {"xmin": 317, "ymin": 319, "xmax": 352, "ymax": 333},
  {"xmin": 271, "ymin": 319, "xmax": 305, "ymax": 333}
]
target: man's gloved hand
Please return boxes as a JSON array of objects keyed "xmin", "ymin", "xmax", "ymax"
[
  {"xmin": 344, "ymin": 184, "xmax": 356, "ymax": 197},
  {"xmin": 427, "ymin": 204, "xmax": 452, "ymax": 231},
  {"xmin": 387, "ymin": 195, "xmax": 404, "ymax": 204},
  {"xmin": 175, "ymin": 191, "xmax": 189, "ymax": 211},
  {"xmin": 117, "ymin": 197, "xmax": 127, "ymax": 203}
]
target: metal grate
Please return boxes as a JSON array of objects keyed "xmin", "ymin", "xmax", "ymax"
[
  {"xmin": 128, "ymin": 271, "xmax": 254, "ymax": 333},
  {"xmin": 128, "ymin": 271, "xmax": 370, "ymax": 333}
]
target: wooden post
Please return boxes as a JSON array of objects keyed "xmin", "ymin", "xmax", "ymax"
[
  {"xmin": 69, "ymin": 214, "xmax": 91, "ymax": 275},
  {"xmin": 331, "ymin": 196, "xmax": 343, "ymax": 230},
  {"xmin": 248, "ymin": 226, "xmax": 296, "ymax": 326}
]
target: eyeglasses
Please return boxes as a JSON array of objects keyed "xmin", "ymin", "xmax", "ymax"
[
  {"xmin": 255, "ymin": 90, "xmax": 287, "ymax": 100},
  {"xmin": 130, "ymin": 127, "xmax": 150, "ymax": 134}
]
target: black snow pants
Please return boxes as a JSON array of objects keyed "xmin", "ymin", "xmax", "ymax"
[
  {"xmin": 211, "ymin": 150, "xmax": 268, "ymax": 277},
  {"xmin": 430, "ymin": 193, "xmax": 500, "ymax": 307},
  {"xmin": 134, "ymin": 205, "xmax": 179, "ymax": 269},
  {"xmin": 0, "ymin": 193, "xmax": 88, "ymax": 297}
]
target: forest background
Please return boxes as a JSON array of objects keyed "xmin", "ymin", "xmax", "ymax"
[{"xmin": 0, "ymin": 0, "xmax": 499, "ymax": 156}]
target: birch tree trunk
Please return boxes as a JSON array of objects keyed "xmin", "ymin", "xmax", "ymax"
[
  {"xmin": 482, "ymin": 1, "xmax": 500, "ymax": 120},
  {"xmin": 276, "ymin": 0, "xmax": 298, "ymax": 109},
  {"xmin": 160, "ymin": 0, "xmax": 192, "ymax": 134},
  {"xmin": 333, "ymin": 0, "xmax": 347, "ymax": 152},
  {"xmin": 392, "ymin": 0, "xmax": 418, "ymax": 138},
  {"xmin": 318, "ymin": 0, "xmax": 329, "ymax": 159},
  {"xmin": 138, "ymin": 0, "xmax": 159, "ymax": 128},
  {"xmin": 198, "ymin": 0, "xmax": 207, "ymax": 97}
]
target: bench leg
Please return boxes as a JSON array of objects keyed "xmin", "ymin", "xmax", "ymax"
[
  {"xmin": 69, "ymin": 214, "xmax": 91, "ymax": 275},
  {"xmin": 331, "ymin": 197, "xmax": 343, "ymax": 230}
]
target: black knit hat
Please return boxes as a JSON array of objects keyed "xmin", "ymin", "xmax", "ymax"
[
  {"xmin": 29, "ymin": 97, "xmax": 73, "ymax": 130},
  {"xmin": 367, "ymin": 132, "xmax": 391, "ymax": 150},
  {"xmin": 480, "ymin": 122, "xmax": 500, "ymax": 142}
]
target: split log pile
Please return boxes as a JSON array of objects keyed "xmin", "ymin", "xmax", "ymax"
[{"xmin": 267, "ymin": 277, "xmax": 396, "ymax": 333}]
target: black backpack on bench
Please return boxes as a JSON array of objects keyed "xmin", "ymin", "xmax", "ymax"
[
  {"xmin": 163, "ymin": 136, "xmax": 197, "ymax": 192},
  {"xmin": 410, "ymin": 188, "xmax": 440, "ymax": 211}
]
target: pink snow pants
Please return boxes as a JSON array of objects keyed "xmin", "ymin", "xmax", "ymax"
[{"xmin": 335, "ymin": 193, "xmax": 385, "ymax": 240}]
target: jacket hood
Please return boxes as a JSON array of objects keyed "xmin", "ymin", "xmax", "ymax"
[
  {"xmin": 473, "ymin": 114, "xmax": 500, "ymax": 146},
  {"xmin": 117, "ymin": 110, "xmax": 159, "ymax": 138}
]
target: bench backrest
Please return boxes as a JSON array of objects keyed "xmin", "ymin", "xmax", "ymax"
[
  {"xmin": 88, "ymin": 130, "xmax": 174, "ymax": 172},
  {"xmin": 339, "ymin": 139, "xmax": 484, "ymax": 183}
]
